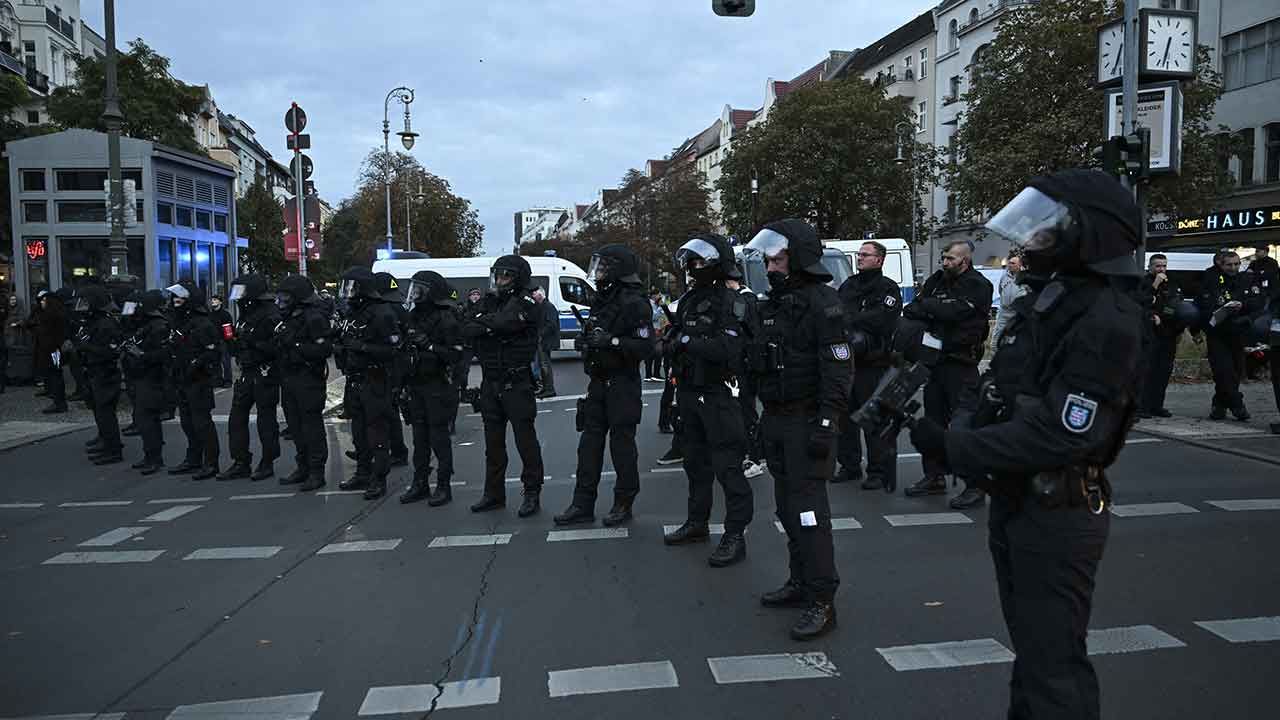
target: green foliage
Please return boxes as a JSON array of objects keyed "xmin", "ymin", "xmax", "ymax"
[
  {"xmin": 46, "ymin": 40, "xmax": 205, "ymax": 154},
  {"xmin": 311, "ymin": 200, "xmax": 361, "ymax": 286},
  {"xmin": 949, "ymin": 0, "xmax": 1233, "ymax": 220},
  {"xmin": 350, "ymin": 150, "xmax": 484, "ymax": 261},
  {"xmin": 236, "ymin": 176, "xmax": 289, "ymax": 284},
  {"xmin": 717, "ymin": 76, "xmax": 941, "ymax": 243}
]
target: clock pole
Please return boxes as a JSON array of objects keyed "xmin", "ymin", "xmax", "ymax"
[{"xmin": 1121, "ymin": 0, "xmax": 1145, "ymax": 254}]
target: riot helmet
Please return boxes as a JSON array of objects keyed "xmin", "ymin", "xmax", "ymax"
[
  {"xmin": 140, "ymin": 289, "xmax": 168, "ymax": 318},
  {"xmin": 228, "ymin": 274, "xmax": 273, "ymax": 307},
  {"xmin": 745, "ymin": 219, "xmax": 829, "ymax": 289},
  {"xmin": 74, "ymin": 285, "xmax": 113, "ymax": 315},
  {"xmin": 490, "ymin": 255, "xmax": 531, "ymax": 296},
  {"xmin": 675, "ymin": 233, "xmax": 732, "ymax": 285},
  {"xmin": 339, "ymin": 266, "xmax": 381, "ymax": 308},
  {"xmin": 277, "ymin": 274, "xmax": 317, "ymax": 315},
  {"xmin": 588, "ymin": 244, "xmax": 641, "ymax": 291},
  {"xmin": 164, "ymin": 282, "xmax": 200, "ymax": 317},
  {"xmin": 374, "ymin": 272, "xmax": 403, "ymax": 303},
  {"xmin": 405, "ymin": 270, "xmax": 457, "ymax": 311},
  {"xmin": 120, "ymin": 289, "xmax": 144, "ymax": 320}
]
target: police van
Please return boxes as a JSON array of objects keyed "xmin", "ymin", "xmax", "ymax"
[
  {"xmin": 371, "ymin": 254, "xmax": 594, "ymax": 352},
  {"xmin": 823, "ymin": 238, "xmax": 916, "ymax": 302}
]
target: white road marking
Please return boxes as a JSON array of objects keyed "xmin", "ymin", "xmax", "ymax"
[
  {"xmin": 78, "ymin": 526, "xmax": 149, "ymax": 547},
  {"xmin": 548, "ymin": 660, "xmax": 679, "ymax": 697},
  {"xmin": 504, "ymin": 475, "xmax": 552, "ymax": 483},
  {"xmin": 2, "ymin": 714, "xmax": 125, "ymax": 720},
  {"xmin": 428, "ymin": 534, "xmax": 512, "ymax": 548},
  {"xmin": 0, "ymin": 502, "xmax": 44, "ymax": 509},
  {"xmin": 707, "ymin": 652, "xmax": 839, "ymax": 684},
  {"xmin": 772, "ymin": 516, "xmax": 862, "ymax": 533},
  {"xmin": 458, "ymin": 442, "xmax": 475, "ymax": 446},
  {"xmin": 1195, "ymin": 616, "xmax": 1280, "ymax": 644},
  {"xmin": 1124, "ymin": 437, "xmax": 1164, "ymax": 445},
  {"xmin": 147, "ymin": 497, "xmax": 212, "ymax": 504},
  {"xmin": 547, "ymin": 528, "xmax": 629, "ymax": 542},
  {"xmin": 897, "ymin": 453, "xmax": 922, "ymax": 461},
  {"xmin": 141, "ymin": 505, "xmax": 203, "ymax": 522},
  {"xmin": 43, "ymin": 550, "xmax": 165, "ymax": 565},
  {"xmin": 663, "ymin": 523, "xmax": 728, "ymax": 535},
  {"xmin": 1205, "ymin": 499, "xmax": 1280, "ymax": 512},
  {"xmin": 184, "ymin": 546, "xmax": 283, "ymax": 560},
  {"xmin": 884, "ymin": 512, "xmax": 973, "ymax": 527},
  {"xmin": 1110, "ymin": 502, "xmax": 1199, "ymax": 517},
  {"xmin": 58, "ymin": 501, "xmax": 132, "ymax": 508},
  {"xmin": 1087, "ymin": 625, "xmax": 1187, "ymax": 655},
  {"xmin": 317, "ymin": 539, "xmax": 402, "ymax": 555},
  {"xmin": 570, "ymin": 471, "xmax": 615, "ymax": 478},
  {"xmin": 538, "ymin": 409, "xmax": 552, "ymax": 414},
  {"xmin": 314, "ymin": 490, "xmax": 364, "ymax": 496},
  {"xmin": 166, "ymin": 691, "xmax": 324, "ymax": 720},
  {"xmin": 877, "ymin": 638, "xmax": 1015, "ymax": 671},
  {"xmin": 229, "ymin": 493, "xmax": 296, "ymax": 501},
  {"xmin": 358, "ymin": 678, "xmax": 500, "ymax": 714},
  {"xmin": 650, "ymin": 467, "xmax": 683, "ymax": 473}
]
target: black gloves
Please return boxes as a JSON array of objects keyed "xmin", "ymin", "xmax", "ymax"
[
  {"xmin": 909, "ymin": 416, "xmax": 948, "ymax": 463},
  {"xmin": 585, "ymin": 327, "xmax": 613, "ymax": 349}
]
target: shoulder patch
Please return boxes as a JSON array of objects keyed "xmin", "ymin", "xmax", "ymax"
[
  {"xmin": 830, "ymin": 343, "xmax": 851, "ymax": 361},
  {"xmin": 732, "ymin": 298, "xmax": 747, "ymax": 321},
  {"xmin": 1061, "ymin": 393, "xmax": 1098, "ymax": 434},
  {"xmin": 884, "ymin": 295, "xmax": 898, "ymax": 307},
  {"xmin": 635, "ymin": 326, "xmax": 650, "ymax": 338}
]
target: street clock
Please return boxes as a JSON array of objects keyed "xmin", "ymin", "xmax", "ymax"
[
  {"xmin": 1096, "ymin": 20, "xmax": 1125, "ymax": 86},
  {"xmin": 1141, "ymin": 8, "xmax": 1197, "ymax": 79}
]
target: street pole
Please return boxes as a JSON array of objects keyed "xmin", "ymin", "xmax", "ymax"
[
  {"xmin": 405, "ymin": 183, "xmax": 412, "ymax": 252},
  {"xmin": 1121, "ymin": 0, "xmax": 1147, "ymax": 257},
  {"xmin": 102, "ymin": 0, "xmax": 127, "ymax": 279},
  {"xmin": 294, "ymin": 144, "xmax": 306, "ymax": 277},
  {"xmin": 750, "ymin": 166, "xmax": 758, "ymax": 236},
  {"xmin": 382, "ymin": 87, "xmax": 415, "ymax": 253}
]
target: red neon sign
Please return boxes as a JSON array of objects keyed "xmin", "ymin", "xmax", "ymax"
[{"xmin": 25, "ymin": 239, "xmax": 47, "ymax": 262}]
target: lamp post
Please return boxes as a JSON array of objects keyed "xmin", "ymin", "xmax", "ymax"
[
  {"xmin": 382, "ymin": 87, "xmax": 418, "ymax": 252},
  {"xmin": 750, "ymin": 166, "xmax": 758, "ymax": 236},
  {"xmin": 406, "ymin": 177, "xmax": 425, "ymax": 252},
  {"xmin": 893, "ymin": 121, "xmax": 919, "ymax": 269},
  {"xmin": 102, "ymin": 0, "xmax": 128, "ymax": 279}
]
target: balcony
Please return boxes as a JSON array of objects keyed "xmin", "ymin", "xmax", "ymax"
[
  {"xmin": 0, "ymin": 42, "xmax": 22, "ymax": 77},
  {"xmin": 958, "ymin": 0, "xmax": 1036, "ymax": 37},
  {"xmin": 24, "ymin": 66, "xmax": 49, "ymax": 94},
  {"xmin": 45, "ymin": 8, "xmax": 75, "ymax": 41},
  {"xmin": 942, "ymin": 94, "xmax": 959, "ymax": 106}
]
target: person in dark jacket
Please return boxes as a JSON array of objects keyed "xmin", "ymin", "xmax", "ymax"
[
  {"xmin": 276, "ymin": 275, "xmax": 333, "ymax": 492},
  {"xmin": 210, "ymin": 294, "xmax": 234, "ymax": 387},
  {"xmin": 532, "ymin": 286, "xmax": 560, "ymax": 398},
  {"xmin": 1137, "ymin": 254, "xmax": 1183, "ymax": 418},
  {"xmin": 902, "ymin": 240, "xmax": 993, "ymax": 508},
  {"xmin": 77, "ymin": 285, "xmax": 125, "ymax": 464},
  {"xmin": 217, "ymin": 275, "xmax": 282, "ymax": 481},
  {"xmin": 124, "ymin": 290, "xmax": 171, "ymax": 474},
  {"xmin": 399, "ymin": 271, "xmax": 463, "ymax": 505},
  {"xmin": 375, "ymin": 272, "xmax": 410, "ymax": 468},
  {"xmin": 835, "ymin": 240, "xmax": 902, "ymax": 490},
  {"xmin": 1197, "ymin": 250, "xmax": 1267, "ymax": 420},
  {"xmin": 32, "ymin": 290, "xmax": 69, "ymax": 412},
  {"xmin": 165, "ymin": 282, "xmax": 223, "ymax": 480}
]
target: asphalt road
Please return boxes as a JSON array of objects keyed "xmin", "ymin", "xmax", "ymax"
[{"xmin": 2, "ymin": 357, "xmax": 1279, "ymax": 719}]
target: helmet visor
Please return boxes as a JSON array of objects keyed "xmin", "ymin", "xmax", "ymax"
[
  {"xmin": 73, "ymin": 297, "xmax": 90, "ymax": 313},
  {"xmin": 985, "ymin": 187, "xmax": 1074, "ymax": 254},
  {"xmin": 587, "ymin": 255, "xmax": 615, "ymax": 285},
  {"xmin": 164, "ymin": 283, "xmax": 190, "ymax": 300},
  {"xmin": 490, "ymin": 267, "xmax": 518, "ymax": 291},
  {"xmin": 745, "ymin": 229, "xmax": 790, "ymax": 260},
  {"xmin": 675, "ymin": 238, "xmax": 720, "ymax": 270},
  {"xmin": 122, "ymin": 301, "xmax": 138, "ymax": 316},
  {"xmin": 405, "ymin": 279, "xmax": 430, "ymax": 306},
  {"xmin": 228, "ymin": 283, "xmax": 248, "ymax": 302},
  {"xmin": 339, "ymin": 279, "xmax": 359, "ymax": 300}
]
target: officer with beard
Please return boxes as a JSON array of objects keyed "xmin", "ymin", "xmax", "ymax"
[
  {"xmin": 399, "ymin": 270, "xmax": 462, "ymax": 506},
  {"xmin": 461, "ymin": 255, "xmax": 545, "ymax": 518},
  {"xmin": 376, "ymin": 271, "xmax": 411, "ymax": 468},
  {"xmin": 164, "ymin": 282, "xmax": 222, "ymax": 480},
  {"xmin": 746, "ymin": 220, "xmax": 852, "ymax": 640},
  {"xmin": 218, "ymin": 274, "xmax": 282, "ymax": 481},
  {"xmin": 908, "ymin": 169, "xmax": 1143, "ymax": 720},
  {"xmin": 77, "ymin": 285, "xmax": 125, "ymax": 465},
  {"xmin": 124, "ymin": 290, "xmax": 171, "ymax": 474},
  {"xmin": 662, "ymin": 233, "xmax": 753, "ymax": 567},
  {"xmin": 336, "ymin": 267, "xmax": 402, "ymax": 500},
  {"xmin": 275, "ymin": 275, "xmax": 332, "ymax": 492},
  {"xmin": 554, "ymin": 244, "xmax": 654, "ymax": 527}
]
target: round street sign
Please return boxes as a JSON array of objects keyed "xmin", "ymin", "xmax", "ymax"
[
  {"xmin": 285, "ymin": 105, "xmax": 307, "ymax": 134},
  {"xmin": 305, "ymin": 238, "xmax": 315, "ymax": 249},
  {"xmin": 290, "ymin": 153, "xmax": 314, "ymax": 180}
]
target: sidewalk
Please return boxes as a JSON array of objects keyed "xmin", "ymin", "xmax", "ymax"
[{"xmin": 1140, "ymin": 377, "xmax": 1279, "ymax": 438}]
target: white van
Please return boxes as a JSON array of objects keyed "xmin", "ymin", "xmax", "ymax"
[
  {"xmin": 371, "ymin": 255, "xmax": 594, "ymax": 352},
  {"xmin": 824, "ymin": 239, "xmax": 917, "ymax": 302}
]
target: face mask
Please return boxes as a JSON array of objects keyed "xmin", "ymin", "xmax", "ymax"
[{"xmin": 767, "ymin": 271, "xmax": 788, "ymax": 291}]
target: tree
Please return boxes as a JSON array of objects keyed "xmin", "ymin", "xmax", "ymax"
[
  {"xmin": 312, "ymin": 199, "xmax": 361, "ymax": 286},
  {"xmin": 948, "ymin": 0, "xmax": 1234, "ymax": 220},
  {"xmin": 237, "ymin": 176, "xmax": 288, "ymax": 283},
  {"xmin": 717, "ymin": 76, "xmax": 940, "ymax": 243},
  {"xmin": 46, "ymin": 40, "xmax": 205, "ymax": 154}
]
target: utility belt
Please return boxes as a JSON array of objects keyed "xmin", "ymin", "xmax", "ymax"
[
  {"xmin": 1025, "ymin": 465, "xmax": 1110, "ymax": 514},
  {"xmin": 483, "ymin": 365, "xmax": 533, "ymax": 390},
  {"xmin": 762, "ymin": 397, "xmax": 817, "ymax": 417}
]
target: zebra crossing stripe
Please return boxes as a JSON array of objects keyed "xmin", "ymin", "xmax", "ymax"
[
  {"xmin": 358, "ymin": 678, "xmax": 500, "ymax": 714},
  {"xmin": 877, "ymin": 638, "xmax": 1015, "ymax": 671},
  {"xmin": 548, "ymin": 661, "xmax": 679, "ymax": 697},
  {"xmin": 166, "ymin": 691, "xmax": 323, "ymax": 720}
]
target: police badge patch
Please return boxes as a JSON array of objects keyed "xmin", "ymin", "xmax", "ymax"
[
  {"xmin": 1061, "ymin": 393, "xmax": 1098, "ymax": 434},
  {"xmin": 636, "ymin": 326, "xmax": 650, "ymax": 338},
  {"xmin": 831, "ymin": 343, "xmax": 851, "ymax": 361}
]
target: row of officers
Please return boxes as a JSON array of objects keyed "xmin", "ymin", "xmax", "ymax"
[{"xmin": 64, "ymin": 169, "xmax": 1152, "ymax": 718}]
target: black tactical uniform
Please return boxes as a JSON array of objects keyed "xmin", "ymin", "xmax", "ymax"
[
  {"xmin": 1137, "ymin": 269, "xmax": 1183, "ymax": 417},
  {"xmin": 911, "ymin": 170, "xmax": 1143, "ymax": 720},
  {"xmin": 275, "ymin": 275, "xmax": 333, "ymax": 492},
  {"xmin": 120, "ymin": 289, "xmax": 146, "ymax": 437},
  {"xmin": 661, "ymin": 234, "xmax": 754, "ymax": 567},
  {"xmin": 165, "ymin": 282, "xmax": 222, "ymax": 480},
  {"xmin": 835, "ymin": 256, "xmax": 901, "ymax": 490},
  {"xmin": 729, "ymin": 274, "xmax": 764, "ymax": 474},
  {"xmin": 376, "ymin": 272, "xmax": 411, "ymax": 468},
  {"xmin": 335, "ymin": 267, "xmax": 402, "ymax": 500},
  {"xmin": 123, "ymin": 290, "xmax": 171, "ymax": 474},
  {"xmin": 1198, "ymin": 261, "xmax": 1266, "ymax": 420},
  {"xmin": 902, "ymin": 250, "xmax": 993, "ymax": 505},
  {"xmin": 554, "ymin": 244, "xmax": 654, "ymax": 527},
  {"xmin": 76, "ymin": 286, "xmax": 125, "ymax": 465},
  {"xmin": 747, "ymin": 220, "xmax": 852, "ymax": 640},
  {"xmin": 218, "ymin": 275, "xmax": 282, "ymax": 481},
  {"xmin": 399, "ymin": 271, "xmax": 463, "ymax": 506},
  {"xmin": 462, "ymin": 255, "xmax": 546, "ymax": 518}
]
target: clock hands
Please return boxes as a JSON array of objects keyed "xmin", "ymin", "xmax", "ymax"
[
  {"xmin": 1111, "ymin": 42, "xmax": 1123, "ymax": 74},
  {"xmin": 1161, "ymin": 37, "xmax": 1172, "ymax": 68}
]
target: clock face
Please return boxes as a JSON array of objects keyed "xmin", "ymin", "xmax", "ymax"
[
  {"xmin": 1097, "ymin": 23, "xmax": 1124, "ymax": 82},
  {"xmin": 1145, "ymin": 14, "xmax": 1194, "ymax": 74}
]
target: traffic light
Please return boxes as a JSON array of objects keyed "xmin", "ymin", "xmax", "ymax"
[
  {"xmin": 713, "ymin": 0, "xmax": 755, "ymax": 17},
  {"xmin": 1092, "ymin": 136, "xmax": 1125, "ymax": 179},
  {"xmin": 1092, "ymin": 129, "xmax": 1150, "ymax": 182}
]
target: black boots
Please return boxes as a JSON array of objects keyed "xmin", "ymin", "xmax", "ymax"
[
  {"xmin": 400, "ymin": 477, "xmax": 431, "ymax": 504},
  {"xmin": 791, "ymin": 600, "xmax": 837, "ymax": 641},
  {"xmin": 250, "ymin": 460, "xmax": 274, "ymax": 482},
  {"xmin": 138, "ymin": 457, "xmax": 164, "ymax": 475},
  {"xmin": 950, "ymin": 485, "xmax": 987, "ymax": 509},
  {"xmin": 363, "ymin": 476, "xmax": 387, "ymax": 501},
  {"xmin": 554, "ymin": 505, "xmax": 595, "ymax": 526},
  {"xmin": 299, "ymin": 469, "xmax": 326, "ymax": 493},
  {"xmin": 602, "ymin": 501, "xmax": 633, "ymax": 527},
  {"xmin": 339, "ymin": 473, "xmax": 370, "ymax": 491},
  {"xmin": 761, "ymin": 579, "xmax": 809, "ymax": 608},
  {"xmin": 517, "ymin": 491, "xmax": 541, "ymax": 518},
  {"xmin": 470, "ymin": 495, "xmax": 506, "ymax": 513},
  {"xmin": 427, "ymin": 478, "xmax": 452, "ymax": 507},
  {"xmin": 831, "ymin": 466, "xmax": 862, "ymax": 484},
  {"xmin": 280, "ymin": 466, "xmax": 308, "ymax": 486},
  {"xmin": 708, "ymin": 532, "xmax": 747, "ymax": 568},
  {"xmin": 904, "ymin": 475, "xmax": 947, "ymax": 497},
  {"xmin": 217, "ymin": 461, "xmax": 253, "ymax": 481},
  {"xmin": 192, "ymin": 465, "xmax": 219, "ymax": 481},
  {"xmin": 168, "ymin": 460, "xmax": 200, "ymax": 476},
  {"xmin": 663, "ymin": 521, "xmax": 710, "ymax": 545}
]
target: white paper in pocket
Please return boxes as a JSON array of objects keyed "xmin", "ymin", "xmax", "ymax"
[{"xmin": 800, "ymin": 510, "xmax": 817, "ymax": 527}]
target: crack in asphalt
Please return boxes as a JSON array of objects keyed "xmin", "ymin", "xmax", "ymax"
[{"xmin": 421, "ymin": 517, "xmax": 503, "ymax": 718}]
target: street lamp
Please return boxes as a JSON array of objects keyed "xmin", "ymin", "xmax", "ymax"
[
  {"xmin": 383, "ymin": 86, "xmax": 416, "ymax": 252},
  {"xmin": 893, "ymin": 121, "xmax": 919, "ymax": 269}
]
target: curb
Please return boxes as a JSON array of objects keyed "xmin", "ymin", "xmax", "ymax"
[
  {"xmin": 1132, "ymin": 427, "xmax": 1280, "ymax": 468},
  {"xmin": 0, "ymin": 422, "xmax": 96, "ymax": 454}
]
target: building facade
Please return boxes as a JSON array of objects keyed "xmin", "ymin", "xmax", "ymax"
[
  {"xmin": 513, "ymin": 206, "xmax": 570, "ymax": 248},
  {"xmin": 6, "ymin": 129, "xmax": 241, "ymax": 305},
  {"xmin": 0, "ymin": 0, "xmax": 98, "ymax": 125}
]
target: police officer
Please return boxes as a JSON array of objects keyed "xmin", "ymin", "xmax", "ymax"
[
  {"xmin": 461, "ymin": 255, "xmax": 545, "ymax": 518},
  {"xmin": 165, "ymin": 282, "xmax": 222, "ymax": 480},
  {"xmin": 335, "ymin": 267, "xmax": 402, "ymax": 501},
  {"xmin": 124, "ymin": 290, "xmax": 171, "ymax": 474},
  {"xmin": 76, "ymin": 285, "xmax": 125, "ymax": 465},
  {"xmin": 1197, "ymin": 250, "xmax": 1266, "ymax": 420},
  {"xmin": 746, "ymin": 220, "xmax": 852, "ymax": 640},
  {"xmin": 275, "ymin": 275, "xmax": 332, "ymax": 492},
  {"xmin": 554, "ymin": 244, "xmax": 654, "ymax": 527},
  {"xmin": 218, "ymin": 274, "xmax": 282, "ymax": 481},
  {"xmin": 399, "ymin": 270, "xmax": 462, "ymax": 506},
  {"xmin": 724, "ymin": 266, "xmax": 765, "ymax": 479},
  {"xmin": 376, "ymin": 271, "xmax": 411, "ymax": 468},
  {"xmin": 1137, "ymin": 254, "xmax": 1182, "ymax": 418},
  {"xmin": 835, "ymin": 240, "xmax": 902, "ymax": 490},
  {"xmin": 908, "ymin": 169, "xmax": 1143, "ymax": 720},
  {"xmin": 119, "ymin": 289, "xmax": 146, "ymax": 437},
  {"xmin": 902, "ymin": 240, "xmax": 993, "ymax": 508},
  {"xmin": 662, "ymin": 233, "xmax": 753, "ymax": 567}
]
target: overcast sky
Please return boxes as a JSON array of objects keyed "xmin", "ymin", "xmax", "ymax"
[{"xmin": 83, "ymin": 0, "xmax": 937, "ymax": 256}]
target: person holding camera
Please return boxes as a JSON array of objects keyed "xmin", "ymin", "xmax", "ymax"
[
  {"xmin": 1197, "ymin": 250, "xmax": 1266, "ymax": 420},
  {"xmin": 1137, "ymin": 254, "xmax": 1182, "ymax": 418},
  {"xmin": 835, "ymin": 240, "xmax": 901, "ymax": 491}
]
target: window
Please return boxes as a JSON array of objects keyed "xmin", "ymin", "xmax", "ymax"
[
  {"xmin": 920, "ymin": 47, "xmax": 928, "ymax": 78},
  {"xmin": 195, "ymin": 243, "xmax": 211, "ymax": 288},
  {"xmin": 214, "ymin": 245, "xmax": 228, "ymax": 298},
  {"xmin": 948, "ymin": 19, "xmax": 958, "ymax": 51},
  {"xmin": 157, "ymin": 202, "xmax": 174, "ymax": 225},
  {"xmin": 560, "ymin": 276, "xmax": 593, "ymax": 307},
  {"xmin": 58, "ymin": 236, "xmax": 145, "ymax": 289},
  {"xmin": 214, "ymin": 213, "xmax": 228, "ymax": 233},
  {"xmin": 1235, "ymin": 128, "xmax": 1255, "ymax": 185},
  {"xmin": 968, "ymin": 8, "xmax": 979, "ymax": 25},
  {"xmin": 21, "ymin": 170, "xmax": 45, "ymax": 191},
  {"xmin": 905, "ymin": 55, "xmax": 913, "ymax": 69},
  {"xmin": 887, "ymin": 64, "xmax": 895, "ymax": 81},
  {"xmin": 134, "ymin": 199, "xmax": 144, "ymax": 224},
  {"xmin": 212, "ymin": 182, "xmax": 230, "ymax": 208},
  {"xmin": 195, "ymin": 210, "xmax": 211, "ymax": 230},
  {"xmin": 1266, "ymin": 124, "xmax": 1280, "ymax": 183},
  {"xmin": 918, "ymin": 101, "xmax": 927, "ymax": 132},
  {"xmin": 26, "ymin": 110, "xmax": 39, "ymax": 124},
  {"xmin": 23, "ymin": 201, "xmax": 47, "ymax": 223},
  {"xmin": 176, "ymin": 240, "xmax": 193, "ymax": 282},
  {"xmin": 55, "ymin": 169, "xmax": 143, "ymax": 191},
  {"xmin": 175, "ymin": 206, "xmax": 194, "ymax": 227},
  {"xmin": 1222, "ymin": 19, "xmax": 1280, "ymax": 90},
  {"xmin": 56, "ymin": 201, "xmax": 107, "ymax": 223},
  {"xmin": 158, "ymin": 238, "xmax": 174, "ymax": 288}
]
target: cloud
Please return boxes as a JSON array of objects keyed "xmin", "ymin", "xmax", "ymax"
[{"xmin": 83, "ymin": 0, "xmax": 937, "ymax": 256}]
